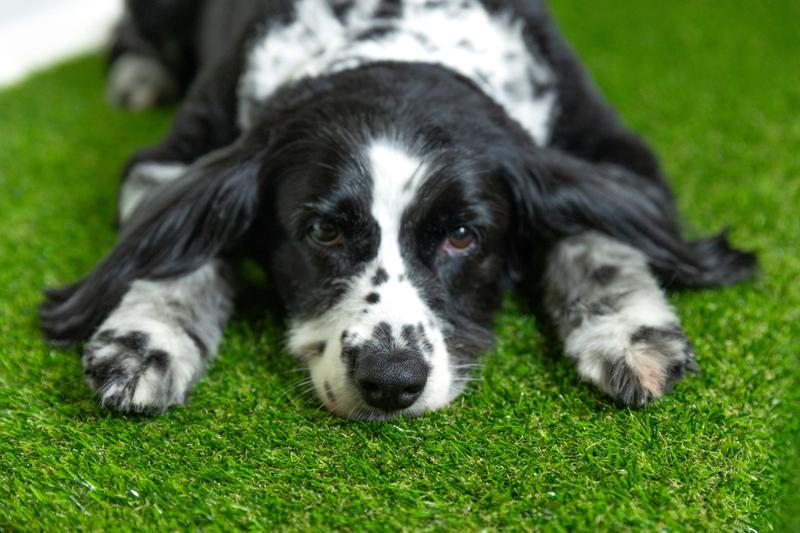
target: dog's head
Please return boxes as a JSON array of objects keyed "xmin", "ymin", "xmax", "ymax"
[
  {"xmin": 265, "ymin": 133, "xmax": 509, "ymax": 418},
  {"xmin": 235, "ymin": 66, "xmax": 524, "ymax": 418},
  {"xmin": 41, "ymin": 63, "xmax": 755, "ymax": 418}
]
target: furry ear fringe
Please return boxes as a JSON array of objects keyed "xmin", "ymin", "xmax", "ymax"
[
  {"xmin": 663, "ymin": 229, "xmax": 757, "ymax": 289},
  {"xmin": 505, "ymin": 146, "xmax": 758, "ymax": 290},
  {"xmin": 40, "ymin": 148, "xmax": 262, "ymax": 346}
]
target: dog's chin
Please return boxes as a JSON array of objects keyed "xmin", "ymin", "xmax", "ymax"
[
  {"xmin": 321, "ymin": 399, "xmax": 432, "ymax": 421},
  {"xmin": 312, "ymin": 377, "xmax": 467, "ymax": 421},
  {"xmin": 327, "ymin": 404, "xmax": 415, "ymax": 422}
]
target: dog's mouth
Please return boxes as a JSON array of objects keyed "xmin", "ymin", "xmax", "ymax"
[
  {"xmin": 308, "ymin": 350, "xmax": 451, "ymax": 420},
  {"xmin": 320, "ymin": 398, "xmax": 417, "ymax": 422},
  {"xmin": 293, "ymin": 321, "xmax": 460, "ymax": 420}
]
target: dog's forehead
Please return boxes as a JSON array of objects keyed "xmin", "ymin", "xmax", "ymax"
[
  {"xmin": 277, "ymin": 137, "xmax": 433, "ymax": 217},
  {"xmin": 366, "ymin": 140, "xmax": 429, "ymax": 220},
  {"xmin": 274, "ymin": 133, "xmax": 496, "ymax": 237}
]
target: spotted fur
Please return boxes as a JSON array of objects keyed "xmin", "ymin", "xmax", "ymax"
[
  {"xmin": 543, "ymin": 232, "xmax": 699, "ymax": 406},
  {"xmin": 39, "ymin": 0, "xmax": 756, "ymax": 418},
  {"xmin": 239, "ymin": 0, "xmax": 556, "ymax": 143},
  {"xmin": 82, "ymin": 261, "xmax": 233, "ymax": 413}
]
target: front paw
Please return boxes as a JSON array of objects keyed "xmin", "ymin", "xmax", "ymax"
[
  {"xmin": 83, "ymin": 328, "xmax": 190, "ymax": 414},
  {"xmin": 600, "ymin": 326, "xmax": 699, "ymax": 407}
]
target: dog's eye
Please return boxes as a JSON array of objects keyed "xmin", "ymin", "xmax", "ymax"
[
  {"xmin": 308, "ymin": 220, "xmax": 344, "ymax": 246},
  {"xmin": 444, "ymin": 226, "xmax": 476, "ymax": 252}
]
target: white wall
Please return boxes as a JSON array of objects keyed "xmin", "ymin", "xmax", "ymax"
[{"xmin": 0, "ymin": 0, "xmax": 124, "ymax": 87}]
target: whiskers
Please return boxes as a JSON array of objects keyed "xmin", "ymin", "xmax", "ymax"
[
  {"xmin": 280, "ymin": 370, "xmax": 319, "ymax": 410},
  {"xmin": 451, "ymin": 363, "xmax": 484, "ymax": 372},
  {"xmin": 450, "ymin": 362, "xmax": 485, "ymax": 392}
]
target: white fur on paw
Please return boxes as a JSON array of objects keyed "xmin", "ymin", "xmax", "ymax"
[
  {"xmin": 594, "ymin": 326, "xmax": 698, "ymax": 407},
  {"xmin": 83, "ymin": 323, "xmax": 203, "ymax": 414},
  {"xmin": 107, "ymin": 54, "xmax": 178, "ymax": 111}
]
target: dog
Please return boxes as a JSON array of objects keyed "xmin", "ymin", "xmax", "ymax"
[{"xmin": 39, "ymin": 0, "xmax": 757, "ymax": 419}]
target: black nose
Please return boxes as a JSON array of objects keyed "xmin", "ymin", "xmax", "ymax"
[{"xmin": 355, "ymin": 353, "xmax": 428, "ymax": 411}]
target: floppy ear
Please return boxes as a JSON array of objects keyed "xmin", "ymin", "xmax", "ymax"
[
  {"xmin": 40, "ymin": 141, "xmax": 266, "ymax": 345},
  {"xmin": 502, "ymin": 145, "xmax": 757, "ymax": 288}
]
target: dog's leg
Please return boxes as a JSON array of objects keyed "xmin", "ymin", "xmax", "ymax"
[
  {"xmin": 82, "ymin": 260, "xmax": 233, "ymax": 413},
  {"xmin": 543, "ymin": 231, "xmax": 698, "ymax": 407},
  {"xmin": 79, "ymin": 48, "xmax": 248, "ymax": 412},
  {"xmin": 80, "ymin": 144, "xmax": 248, "ymax": 414}
]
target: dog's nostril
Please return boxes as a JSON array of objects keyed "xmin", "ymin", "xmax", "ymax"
[
  {"xmin": 361, "ymin": 382, "xmax": 381, "ymax": 394},
  {"xmin": 402, "ymin": 383, "xmax": 424, "ymax": 396},
  {"xmin": 355, "ymin": 354, "xmax": 428, "ymax": 412},
  {"xmin": 359, "ymin": 381, "xmax": 386, "ymax": 409}
]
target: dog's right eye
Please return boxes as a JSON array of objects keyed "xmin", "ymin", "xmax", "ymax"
[{"xmin": 308, "ymin": 220, "xmax": 344, "ymax": 247}]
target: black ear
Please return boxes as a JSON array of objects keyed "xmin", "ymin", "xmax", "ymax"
[
  {"xmin": 40, "ymin": 142, "xmax": 265, "ymax": 345},
  {"xmin": 503, "ymin": 146, "xmax": 757, "ymax": 288}
]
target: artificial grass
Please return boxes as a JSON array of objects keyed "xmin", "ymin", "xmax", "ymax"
[{"xmin": 1, "ymin": 0, "xmax": 798, "ymax": 529}]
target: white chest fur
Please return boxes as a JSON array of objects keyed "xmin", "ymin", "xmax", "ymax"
[{"xmin": 238, "ymin": 0, "xmax": 557, "ymax": 145}]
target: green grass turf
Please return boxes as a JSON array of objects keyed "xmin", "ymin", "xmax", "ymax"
[{"xmin": 1, "ymin": 0, "xmax": 798, "ymax": 530}]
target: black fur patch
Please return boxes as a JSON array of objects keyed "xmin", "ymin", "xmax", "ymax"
[
  {"xmin": 371, "ymin": 268, "xmax": 389, "ymax": 286},
  {"xmin": 592, "ymin": 264, "xmax": 619, "ymax": 285},
  {"xmin": 372, "ymin": 322, "xmax": 393, "ymax": 348},
  {"xmin": 324, "ymin": 381, "xmax": 336, "ymax": 403},
  {"xmin": 147, "ymin": 349, "xmax": 170, "ymax": 373},
  {"xmin": 340, "ymin": 330, "xmax": 358, "ymax": 362},
  {"xmin": 374, "ymin": 0, "xmax": 403, "ymax": 19},
  {"xmin": 94, "ymin": 329, "xmax": 117, "ymax": 344},
  {"xmin": 115, "ymin": 331, "xmax": 149, "ymax": 352},
  {"xmin": 586, "ymin": 294, "xmax": 625, "ymax": 316},
  {"xmin": 400, "ymin": 324, "xmax": 418, "ymax": 351},
  {"xmin": 180, "ymin": 324, "xmax": 209, "ymax": 359},
  {"xmin": 301, "ymin": 341, "xmax": 327, "ymax": 359},
  {"xmin": 366, "ymin": 292, "xmax": 380, "ymax": 304},
  {"xmin": 564, "ymin": 292, "xmax": 627, "ymax": 329},
  {"xmin": 341, "ymin": 345, "xmax": 358, "ymax": 363},
  {"xmin": 356, "ymin": 25, "xmax": 395, "ymax": 41},
  {"xmin": 604, "ymin": 357, "xmax": 652, "ymax": 408},
  {"xmin": 398, "ymin": 323, "xmax": 433, "ymax": 357},
  {"xmin": 416, "ymin": 323, "xmax": 434, "ymax": 354},
  {"xmin": 631, "ymin": 325, "xmax": 690, "ymax": 351},
  {"xmin": 331, "ymin": 0, "xmax": 354, "ymax": 20}
]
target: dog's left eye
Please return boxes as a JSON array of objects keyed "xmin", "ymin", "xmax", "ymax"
[
  {"xmin": 308, "ymin": 220, "xmax": 344, "ymax": 246},
  {"xmin": 444, "ymin": 226, "xmax": 477, "ymax": 252}
]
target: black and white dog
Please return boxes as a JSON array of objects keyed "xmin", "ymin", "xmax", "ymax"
[{"xmin": 40, "ymin": 0, "xmax": 756, "ymax": 419}]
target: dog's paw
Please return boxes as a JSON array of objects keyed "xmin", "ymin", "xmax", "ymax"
[
  {"xmin": 106, "ymin": 53, "xmax": 178, "ymax": 111},
  {"xmin": 598, "ymin": 326, "xmax": 699, "ymax": 407},
  {"xmin": 83, "ymin": 325, "xmax": 201, "ymax": 414}
]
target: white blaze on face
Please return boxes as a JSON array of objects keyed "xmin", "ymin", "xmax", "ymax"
[
  {"xmin": 286, "ymin": 140, "xmax": 455, "ymax": 419},
  {"xmin": 367, "ymin": 141, "xmax": 425, "ymax": 277}
]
